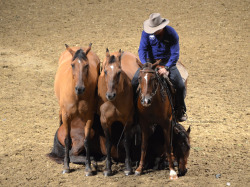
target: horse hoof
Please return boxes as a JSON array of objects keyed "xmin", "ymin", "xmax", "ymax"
[
  {"xmin": 103, "ymin": 170, "xmax": 112, "ymax": 177},
  {"xmin": 124, "ymin": 170, "xmax": 133, "ymax": 176},
  {"xmin": 134, "ymin": 170, "xmax": 142, "ymax": 176},
  {"xmin": 169, "ymin": 175, "xmax": 178, "ymax": 180},
  {"xmin": 85, "ymin": 171, "xmax": 93, "ymax": 177},
  {"xmin": 62, "ymin": 169, "xmax": 70, "ymax": 174},
  {"xmin": 169, "ymin": 170, "xmax": 178, "ymax": 180}
]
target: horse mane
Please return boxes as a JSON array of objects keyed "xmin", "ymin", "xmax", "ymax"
[
  {"xmin": 174, "ymin": 123, "xmax": 190, "ymax": 141},
  {"xmin": 73, "ymin": 49, "xmax": 87, "ymax": 61}
]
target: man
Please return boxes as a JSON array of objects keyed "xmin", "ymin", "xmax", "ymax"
[{"xmin": 133, "ymin": 13, "xmax": 187, "ymax": 122}]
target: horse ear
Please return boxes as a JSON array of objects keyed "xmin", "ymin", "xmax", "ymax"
[
  {"xmin": 118, "ymin": 49, "xmax": 122, "ymax": 62},
  {"xmin": 85, "ymin": 43, "xmax": 92, "ymax": 55},
  {"xmin": 152, "ymin": 59, "xmax": 162, "ymax": 69},
  {"xmin": 65, "ymin": 44, "xmax": 74, "ymax": 56},
  {"xmin": 187, "ymin": 126, "xmax": 191, "ymax": 134},
  {"xmin": 136, "ymin": 58, "xmax": 143, "ymax": 68},
  {"xmin": 174, "ymin": 126, "xmax": 180, "ymax": 134},
  {"xmin": 106, "ymin": 48, "xmax": 110, "ymax": 58}
]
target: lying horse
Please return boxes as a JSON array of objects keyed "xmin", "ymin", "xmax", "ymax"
[
  {"xmin": 135, "ymin": 62, "xmax": 178, "ymax": 179},
  {"xmin": 97, "ymin": 49, "xmax": 140, "ymax": 176},
  {"xmin": 54, "ymin": 43, "xmax": 100, "ymax": 176},
  {"xmin": 172, "ymin": 123, "xmax": 191, "ymax": 176}
]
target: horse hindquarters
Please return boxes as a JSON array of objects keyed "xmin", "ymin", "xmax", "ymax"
[{"xmin": 47, "ymin": 129, "xmax": 65, "ymax": 164}]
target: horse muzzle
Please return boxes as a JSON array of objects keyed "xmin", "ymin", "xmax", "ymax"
[
  {"xmin": 106, "ymin": 92, "xmax": 116, "ymax": 101},
  {"xmin": 178, "ymin": 168, "xmax": 187, "ymax": 176},
  {"xmin": 75, "ymin": 86, "xmax": 85, "ymax": 95},
  {"xmin": 141, "ymin": 96, "xmax": 152, "ymax": 107}
]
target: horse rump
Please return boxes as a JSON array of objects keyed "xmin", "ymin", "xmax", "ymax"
[{"xmin": 47, "ymin": 129, "xmax": 65, "ymax": 164}]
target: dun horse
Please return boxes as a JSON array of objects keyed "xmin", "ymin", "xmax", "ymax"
[
  {"xmin": 135, "ymin": 62, "xmax": 186, "ymax": 179},
  {"xmin": 98, "ymin": 49, "xmax": 140, "ymax": 176},
  {"xmin": 54, "ymin": 43, "xmax": 100, "ymax": 176}
]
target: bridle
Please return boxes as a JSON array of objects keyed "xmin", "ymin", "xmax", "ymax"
[{"xmin": 138, "ymin": 69, "xmax": 159, "ymax": 100}]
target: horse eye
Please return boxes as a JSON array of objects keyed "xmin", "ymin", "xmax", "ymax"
[
  {"xmin": 71, "ymin": 64, "xmax": 75, "ymax": 68},
  {"xmin": 104, "ymin": 70, "xmax": 107, "ymax": 75},
  {"xmin": 84, "ymin": 64, "xmax": 89, "ymax": 69}
]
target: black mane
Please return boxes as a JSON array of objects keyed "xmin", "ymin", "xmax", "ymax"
[{"xmin": 73, "ymin": 49, "xmax": 87, "ymax": 61}]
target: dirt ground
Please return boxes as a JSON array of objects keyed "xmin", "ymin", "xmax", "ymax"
[{"xmin": 0, "ymin": 0, "xmax": 249, "ymax": 186}]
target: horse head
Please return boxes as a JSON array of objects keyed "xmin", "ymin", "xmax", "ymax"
[
  {"xmin": 103, "ymin": 48, "xmax": 122, "ymax": 101},
  {"xmin": 65, "ymin": 43, "xmax": 92, "ymax": 95},
  {"xmin": 138, "ymin": 62, "xmax": 159, "ymax": 107},
  {"xmin": 173, "ymin": 124, "xmax": 191, "ymax": 176}
]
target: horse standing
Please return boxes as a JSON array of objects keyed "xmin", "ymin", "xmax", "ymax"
[
  {"xmin": 54, "ymin": 43, "xmax": 100, "ymax": 176},
  {"xmin": 97, "ymin": 49, "xmax": 140, "ymax": 176},
  {"xmin": 135, "ymin": 62, "xmax": 178, "ymax": 179}
]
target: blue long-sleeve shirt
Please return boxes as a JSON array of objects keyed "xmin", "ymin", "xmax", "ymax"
[{"xmin": 138, "ymin": 26, "xmax": 180, "ymax": 67}]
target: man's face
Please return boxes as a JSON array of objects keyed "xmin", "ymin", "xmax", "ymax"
[{"xmin": 154, "ymin": 28, "xmax": 163, "ymax": 36}]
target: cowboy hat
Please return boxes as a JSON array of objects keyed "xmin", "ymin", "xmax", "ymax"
[{"xmin": 143, "ymin": 13, "xmax": 169, "ymax": 34}]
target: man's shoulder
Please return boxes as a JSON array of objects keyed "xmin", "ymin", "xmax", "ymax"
[
  {"xmin": 142, "ymin": 30, "xmax": 150, "ymax": 36},
  {"xmin": 165, "ymin": 26, "xmax": 177, "ymax": 33},
  {"xmin": 165, "ymin": 26, "xmax": 179, "ymax": 39}
]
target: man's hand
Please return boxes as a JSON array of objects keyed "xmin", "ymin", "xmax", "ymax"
[{"xmin": 158, "ymin": 67, "xmax": 169, "ymax": 77}]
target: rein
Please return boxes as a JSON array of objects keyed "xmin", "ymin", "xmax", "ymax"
[{"xmin": 154, "ymin": 69, "xmax": 177, "ymax": 148}]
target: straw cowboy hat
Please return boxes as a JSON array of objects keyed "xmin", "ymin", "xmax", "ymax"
[{"xmin": 143, "ymin": 13, "xmax": 169, "ymax": 34}]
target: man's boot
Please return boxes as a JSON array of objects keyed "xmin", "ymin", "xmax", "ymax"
[{"xmin": 176, "ymin": 107, "xmax": 188, "ymax": 122}]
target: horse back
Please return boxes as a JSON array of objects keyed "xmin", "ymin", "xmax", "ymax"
[{"xmin": 121, "ymin": 51, "xmax": 140, "ymax": 80}]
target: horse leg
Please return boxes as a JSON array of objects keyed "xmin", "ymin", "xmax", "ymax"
[
  {"xmin": 124, "ymin": 131, "xmax": 133, "ymax": 175},
  {"xmin": 162, "ymin": 124, "xmax": 178, "ymax": 180},
  {"xmin": 62, "ymin": 111, "xmax": 71, "ymax": 174},
  {"xmin": 135, "ymin": 128, "xmax": 149, "ymax": 175},
  {"xmin": 103, "ymin": 127, "xmax": 112, "ymax": 176},
  {"xmin": 84, "ymin": 120, "xmax": 93, "ymax": 176},
  {"xmin": 59, "ymin": 109, "xmax": 62, "ymax": 126}
]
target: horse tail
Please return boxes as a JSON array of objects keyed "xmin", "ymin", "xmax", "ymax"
[{"xmin": 46, "ymin": 129, "xmax": 65, "ymax": 164}]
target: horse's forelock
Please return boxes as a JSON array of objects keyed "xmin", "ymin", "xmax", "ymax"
[
  {"xmin": 108, "ymin": 55, "xmax": 117, "ymax": 64},
  {"xmin": 73, "ymin": 49, "xmax": 87, "ymax": 61},
  {"xmin": 142, "ymin": 62, "xmax": 154, "ymax": 71}
]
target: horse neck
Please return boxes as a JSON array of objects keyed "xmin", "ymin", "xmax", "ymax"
[{"xmin": 118, "ymin": 71, "xmax": 131, "ymax": 95}]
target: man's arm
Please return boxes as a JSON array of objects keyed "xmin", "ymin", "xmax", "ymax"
[
  {"xmin": 166, "ymin": 28, "xmax": 180, "ymax": 67},
  {"xmin": 138, "ymin": 31, "xmax": 149, "ymax": 64}
]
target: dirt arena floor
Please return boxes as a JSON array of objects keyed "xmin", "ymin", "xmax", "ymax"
[{"xmin": 0, "ymin": 0, "xmax": 249, "ymax": 186}]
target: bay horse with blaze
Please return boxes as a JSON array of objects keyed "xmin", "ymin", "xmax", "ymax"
[
  {"xmin": 135, "ymin": 62, "xmax": 186, "ymax": 179},
  {"xmin": 54, "ymin": 43, "xmax": 100, "ymax": 176}
]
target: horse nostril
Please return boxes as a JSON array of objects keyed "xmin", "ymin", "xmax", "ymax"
[{"xmin": 148, "ymin": 99, "xmax": 151, "ymax": 104}]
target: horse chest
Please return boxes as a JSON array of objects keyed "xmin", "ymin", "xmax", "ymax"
[{"xmin": 78, "ymin": 100, "xmax": 89, "ymax": 114}]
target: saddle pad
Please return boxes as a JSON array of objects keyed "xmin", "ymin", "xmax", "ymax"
[{"xmin": 177, "ymin": 61, "xmax": 188, "ymax": 82}]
